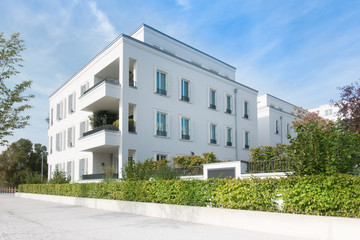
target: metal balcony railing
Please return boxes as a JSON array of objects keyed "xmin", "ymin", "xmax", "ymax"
[
  {"xmin": 156, "ymin": 130, "xmax": 167, "ymax": 137},
  {"xmin": 83, "ymin": 77, "xmax": 119, "ymax": 96},
  {"xmin": 181, "ymin": 95, "xmax": 190, "ymax": 102},
  {"xmin": 247, "ymin": 159, "xmax": 292, "ymax": 173},
  {"xmin": 209, "ymin": 104, "xmax": 216, "ymax": 110},
  {"xmin": 181, "ymin": 134, "xmax": 190, "ymax": 140},
  {"xmin": 174, "ymin": 166, "xmax": 203, "ymax": 176},
  {"xmin": 82, "ymin": 124, "xmax": 119, "ymax": 138},
  {"xmin": 156, "ymin": 88, "xmax": 167, "ymax": 96}
]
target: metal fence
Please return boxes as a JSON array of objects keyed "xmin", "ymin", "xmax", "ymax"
[
  {"xmin": 175, "ymin": 166, "xmax": 203, "ymax": 176},
  {"xmin": 247, "ymin": 159, "xmax": 292, "ymax": 173},
  {"xmin": 0, "ymin": 187, "xmax": 17, "ymax": 194}
]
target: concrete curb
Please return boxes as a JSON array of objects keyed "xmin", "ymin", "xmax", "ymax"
[{"xmin": 15, "ymin": 192, "xmax": 360, "ymax": 240}]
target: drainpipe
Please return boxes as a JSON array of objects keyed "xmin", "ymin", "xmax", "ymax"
[
  {"xmin": 234, "ymin": 88, "xmax": 238, "ymax": 161},
  {"xmin": 280, "ymin": 116, "xmax": 283, "ymax": 144}
]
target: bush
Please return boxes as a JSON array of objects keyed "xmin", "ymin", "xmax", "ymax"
[
  {"xmin": 18, "ymin": 174, "xmax": 360, "ymax": 218},
  {"xmin": 21, "ymin": 172, "xmax": 47, "ymax": 184},
  {"xmin": 48, "ymin": 170, "xmax": 70, "ymax": 184},
  {"xmin": 173, "ymin": 152, "xmax": 218, "ymax": 168},
  {"xmin": 89, "ymin": 111, "xmax": 118, "ymax": 128}
]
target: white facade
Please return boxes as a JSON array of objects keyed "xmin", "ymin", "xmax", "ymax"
[
  {"xmin": 257, "ymin": 94, "xmax": 296, "ymax": 147},
  {"xmin": 48, "ymin": 24, "xmax": 258, "ymax": 181},
  {"xmin": 309, "ymin": 103, "xmax": 339, "ymax": 121}
]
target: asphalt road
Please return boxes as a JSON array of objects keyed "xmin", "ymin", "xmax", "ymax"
[{"xmin": 0, "ymin": 194, "xmax": 310, "ymax": 240}]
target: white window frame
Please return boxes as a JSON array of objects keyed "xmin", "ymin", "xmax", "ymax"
[
  {"xmin": 243, "ymin": 130, "xmax": 250, "ymax": 149},
  {"xmin": 208, "ymin": 122, "xmax": 218, "ymax": 145},
  {"xmin": 243, "ymin": 100, "xmax": 249, "ymax": 119},
  {"xmin": 49, "ymin": 136, "xmax": 53, "ymax": 154},
  {"xmin": 67, "ymin": 126, "xmax": 75, "ymax": 148},
  {"xmin": 129, "ymin": 58, "xmax": 137, "ymax": 87},
  {"xmin": 154, "ymin": 153, "xmax": 169, "ymax": 161},
  {"xmin": 154, "ymin": 110, "xmax": 170, "ymax": 138},
  {"xmin": 80, "ymin": 81, "xmax": 89, "ymax": 96},
  {"xmin": 50, "ymin": 108, "xmax": 54, "ymax": 126},
  {"xmin": 286, "ymin": 123, "xmax": 290, "ymax": 135},
  {"xmin": 208, "ymin": 87, "xmax": 217, "ymax": 110},
  {"xmin": 179, "ymin": 78, "xmax": 191, "ymax": 103},
  {"xmin": 68, "ymin": 92, "xmax": 76, "ymax": 114},
  {"xmin": 179, "ymin": 115, "xmax": 192, "ymax": 141},
  {"xmin": 225, "ymin": 126, "xmax": 234, "ymax": 147},
  {"xmin": 224, "ymin": 93, "xmax": 233, "ymax": 114},
  {"xmin": 56, "ymin": 132, "xmax": 62, "ymax": 152},
  {"xmin": 154, "ymin": 68, "xmax": 169, "ymax": 97},
  {"xmin": 275, "ymin": 120, "xmax": 280, "ymax": 134},
  {"xmin": 79, "ymin": 120, "xmax": 89, "ymax": 138}
]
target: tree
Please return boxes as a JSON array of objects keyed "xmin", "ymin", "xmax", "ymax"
[
  {"xmin": 0, "ymin": 139, "xmax": 47, "ymax": 186},
  {"xmin": 333, "ymin": 80, "xmax": 360, "ymax": 133},
  {"xmin": 288, "ymin": 108, "xmax": 360, "ymax": 175},
  {"xmin": 0, "ymin": 32, "xmax": 34, "ymax": 146}
]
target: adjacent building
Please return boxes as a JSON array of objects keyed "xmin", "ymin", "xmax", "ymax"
[
  {"xmin": 257, "ymin": 94, "xmax": 297, "ymax": 147},
  {"xmin": 48, "ymin": 24, "xmax": 258, "ymax": 181},
  {"xmin": 309, "ymin": 103, "xmax": 339, "ymax": 121}
]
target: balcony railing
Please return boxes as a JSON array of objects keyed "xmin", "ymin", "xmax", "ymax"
[
  {"xmin": 82, "ymin": 173, "xmax": 119, "ymax": 180},
  {"xmin": 174, "ymin": 166, "xmax": 203, "ymax": 176},
  {"xmin": 247, "ymin": 159, "xmax": 292, "ymax": 173},
  {"xmin": 225, "ymin": 108, "xmax": 232, "ymax": 114},
  {"xmin": 181, "ymin": 134, "xmax": 190, "ymax": 140},
  {"xmin": 156, "ymin": 130, "xmax": 167, "ymax": 137},
  {"xmin": 243, "ymin": 114, "xmax": 249, "ymax": 119},
  {"xmin": 129, "ymin": 125, "xmax": 136, "ymax": 133},
  {"xmin": 83, "ymin": 124, "xmax": 119, "ymax": 138},
  {"xmin": 83, "ymin": 77, "xmax": 119, "ymax": 96},
  {"xmin": 181, "ymin": 95, "xmax": 190, "ymax": 102},
  {"xmin": 244, "ymin": 144, "xmax": 249, "ymax": 149},
  {"xmin": 210, "ymin": 139, "xmax": 217, "ymax": 144},
  {"xmin": 209, "ymin": 104, "xmax": 216, "ymax": 110},
  {"xmin": 129, "ymin": 78, "xmax": 136, "ymax": 87},
  {"xmin": 156, "ymin": 88, "xmax": 167, "ymax": 96},
  {"xmin": 226, "ymin": 141, "xmax": 232, "ymax": 146}
]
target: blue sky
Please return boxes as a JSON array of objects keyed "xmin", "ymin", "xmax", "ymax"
[{"xmin": 1, "ymin": 0, "xmax": 360, "ymax": 149}]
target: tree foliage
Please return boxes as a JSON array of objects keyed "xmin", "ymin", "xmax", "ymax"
[
  {"xmin": 48, "ymin": 169, "xmax": 70, "ymax": 184},
  {"xmin": 172, "ymin": 152, "xmax": 218, "ymax": 168},
  {"xmin": 333, "ymin": 80, "xmax": 360, "ymax": 133},
  {"xmin": 0, "ymin": 33, "xmax": 34, "ymax": 146},
  {"xmin": 0, "ymin": 138, "xmax": 47, "ymax": 186},
  {"xmin": 288, "ymin": 108, "xmax": 360, "ymax": 175}
]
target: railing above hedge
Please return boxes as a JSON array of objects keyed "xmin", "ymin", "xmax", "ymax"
[{"xmin": 247, "ymin": 159, "xmax": 292, "ymax": 173}]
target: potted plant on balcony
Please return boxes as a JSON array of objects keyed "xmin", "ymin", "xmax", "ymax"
[{"xmin": 89, "ymin": 111, "xmax": 118, "ymax": 129}]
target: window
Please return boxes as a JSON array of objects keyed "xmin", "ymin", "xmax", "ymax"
[
  {"xmin": 68, "ymin": 92, "xmax": 76, "ymax": 114},
  {"xmin": 156, "ymin": 70, "xmax": 167, "ymax": 96},
  {"xmin": 181, "ymin": 117, "xmax": 190, "ymax": 140},
  {"xmin": 244, "ymin": 131, "xmax": 250, "ymax": 149},
  {"xmin": 79, "ymin": 158, "xmax": 88, "ymax": 177},
  {"xmin": 56, "ymin": 132, "xmax": 62, "ymax": 151},
  {"xmin": 226, "ymin": 127, "xmax": 233, "ymax": 146},
  {"xmin": 79, "ymin": 120, "xmax": 89, "ymax": 138},
  {"xmin": 275, "ymin": 120, "xmax": 279, "ymax": 134},
  {"xmin": 50, "ymin": 108, "xmax": 53, "ymax": 126},
  {"xmin": 156, "ymin": 112, "xmax": 168, "ymax": 137},
  {"xmin": 209, "ymin": 123, "xmax": 217, "ymax": 144},
  {"xmin": 129, "ymin": 58, "xmax": 137, "ymax": 87},
  {"xmin": 243, "ymin": 101, "xmax": 249, "ymax": 118},
  {"xmin": 287, "ymin": 124, "xmax": 290, "ymax": 135},
  {"xmin": 129, "ymin": 103, "xmax": 137, "ymax": 133},
  {"xmin": 325, "ymin": 109, "xmax": 333, "ymax": 116},
  {"xmin": 50, "ymin": 136, "xmax": 53, "ymax": 154},
  {"xmin": 225, "ymin": 95, "xmax": 232, "ymax": 114},
  {"xmin": 63, "ymin": 130, "xmax": 66, "ymax": 151},
  {"xmin": 209, "ymin": 89, "xmax": 216, "ymax": 110},
  {"xmin": 67, "ymin": 126, "xmax": 75, "ymax": 148},
  {"xmin": 156, "ymin": 154, "xmax": 168, "ymax": 161},
  {"xmin": 80, "ymin": 82, "xmax": 89, "ymax": 96},
  {"xmin": 180, "ymin": 79, "xmax": 190, "ymax": 102},
  {"xmin": 56, "ymin": 102, "xmax": 63, "ymax": 121}
]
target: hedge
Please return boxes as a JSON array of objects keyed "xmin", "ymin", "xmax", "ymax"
[{"xmin": 18, "ymin": 174, "xmax": 360, "ymax": 218}]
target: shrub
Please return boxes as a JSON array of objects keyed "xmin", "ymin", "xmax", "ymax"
[
  {"xmin": 173, "ymin": 152, "xmax": 218, "ymax": 168},
  {"xmin": 48, "ymin": 170, "xmax": 70, "ymax": 184},
  {"xmin": 89, "ymin": 111, "xmax": 118, "ymax": 128}
]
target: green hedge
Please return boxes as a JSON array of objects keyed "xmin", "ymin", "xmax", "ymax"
[{"xmin": 18, "ymin": 174, "xmax": 360, "ymax": 218}]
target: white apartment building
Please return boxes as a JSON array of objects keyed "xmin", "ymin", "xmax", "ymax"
[
  {"xmin": 257, "ymin": 94, "xmax": 296, "ymax": 147},
  {"xmin": 309, "ymin": 103, "xmax": 339, "ymax": 121},
  {"xmin": 48, "ymin": 24, "xmax": 258, "ymax": 181}
]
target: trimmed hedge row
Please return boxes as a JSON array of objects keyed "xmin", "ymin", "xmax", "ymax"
[{"xmin": 19, "ymin": 174, "xmax": 360, "ymax": 218}]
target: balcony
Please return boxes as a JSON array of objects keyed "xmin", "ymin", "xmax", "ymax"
[
  {"xmin": 79, "ymin": 77, "xmax": 121, "ymax": 113},
  {"xmin": 79, "ymin": 125, "xmax": 120, "ymax": 152},
  {"xmin": 209, "ymin": 104, "xmax": 216, "ymax": 110}
]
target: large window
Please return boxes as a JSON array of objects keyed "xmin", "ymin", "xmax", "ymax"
[
  {"xmin": 56, "ymin": 102, "xmax": 63, "ymax": 121},
  {"xmin": 287, "ymin": 123, "xmax": 290, "ymax": 135},
  {"xmin": 243, "ymin": 101, "xmax": 249, "ymax": 118},
  {"xmin": 226, "ymin": 127, "xmax": 233, "ymax": 146},
  {"xmin": 209, "ymin": 89, "xmax": 216, "ymax": 110},
  {"xmin": 49, "ymin": 136, "xmax": 53, "ymax": 154},
  {"xmin": 180, "ymin": 79, "xmax": 190, "ymax": 102},
  {"xmin": 156, "ymin": 112, "xmax": 167, "ymax": 137},
  {"xmin": 244, "ymin": 131, "xmax": 250, "ymax": 149},
  {"xmin": 68, "ymin": 92, "xmax": 76, "ymax": 114},
  {"xmin": 209, "ymin": 123, "xmax": 217, "ymax": 144},
  {"xmin": 325, "ymin": 109, "xmax": 333, "ymax": 116},
  {"xmin": 50, "ymin": 108, "xmax": 53, "ymax": 126},
  {"xmin": 156, "ymin": 154, "xmax": 168, "ymax": 161},
  {"xmin": 156, "ymin": 70, "xmax": 167, "ymax": 96},
  {"xmin": 129, "ymin": 58, "xmax": 137, "ymax": 87},
  {"xmin": 79, "ymin": 120, "xmax": 89, "ymax": 138},
  {"xmin": 181, "ymin": 117, "xmax": 190, "ymax": 140},
  {"xmin": 56, "ymin": 132, "xmax": 62, "ymax": 151},
  {"xmin": 67, "ymin": 126, "xmax": 75, "ymax": 148},
  {"xmin": 225, "ymin": 95, "xmax": 232, "ymax": 114},
  {"xmin": 275, "ymin": 120, "xmax": 279, "ymax": 134}
]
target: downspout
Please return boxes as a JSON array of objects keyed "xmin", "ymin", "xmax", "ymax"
[
  {"xmin": 234, "ymin": 88, "xmax": 238, "ymax": 161},
  {"xmin": 280, "ymin": 116, "xmax": 283, "ymax": 144}
]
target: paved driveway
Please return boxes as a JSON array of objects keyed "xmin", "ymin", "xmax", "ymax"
[{"xmin": 0, "ymin": 195, "xmax": 309, "ymax": 240}]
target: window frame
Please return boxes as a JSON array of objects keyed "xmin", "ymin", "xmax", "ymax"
[
  {"xmin": 179, "ymin": 115, "xmax": 191, "ymax": 141},
  {"xmin": 155, "ymin": 69, "xmax": 169, "ymax": 96},
  {"xmin": 224, "ymin": 93, "xmax": 233, "ymax": 114},
  {"xmin": 179, "ymin": 78, "xmax": 191, "ymax": 103},
  {"xmin": 208, "ymin": 122, "xmax": 218, "ymax": 145},
  {"xmin": 225, "ymin": 126, "xmax": 234, "ymax": 147},
  {"xmin": 243, "ymin": 100, "xmax": 249, "ymax": 119},
  {"xmin": 243, "ymin": 130, "xmax": 250, "ymax": 149},
  {"xmin": 154, "ymin": 110, "xmax": 170, "ymax": 138},
  {"xmin": 208, "ymin": 88, "xmax": 217, "ymax": 110}
]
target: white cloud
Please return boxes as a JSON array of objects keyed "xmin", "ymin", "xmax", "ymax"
[
  {"xmin": 88, "ymin": 2, "xmax": 117, "ymax": 42},
  {"xmin": 175, "ymin": 0, "xmax": 192, "ymax": 10}
]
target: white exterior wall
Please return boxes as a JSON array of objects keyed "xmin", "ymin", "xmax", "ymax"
[
  {"xmin": 48, "ymin": 24, "xmax": 258, "ymax": 181},
  {"xmin": 257, "ymin": 94, "xmax": 296, "ymax": 147},
  {"xmin": 309, "ymin": 103, "xmax": 339, "ymax": 121}
]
